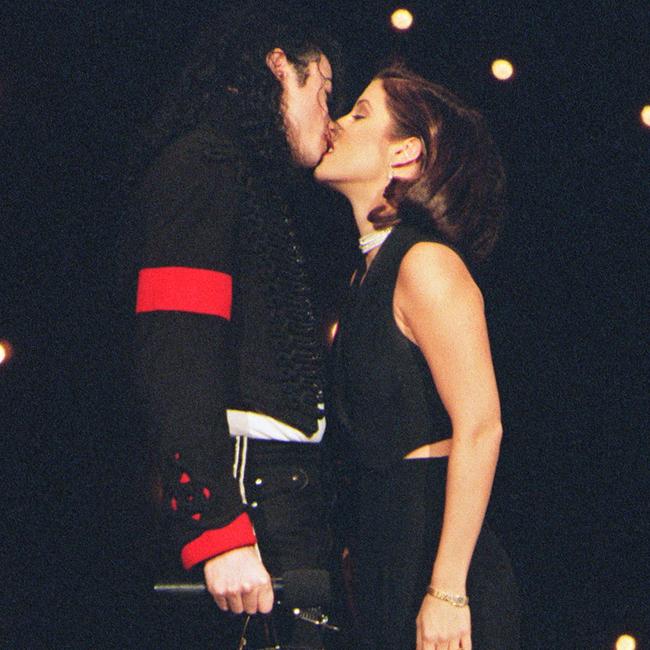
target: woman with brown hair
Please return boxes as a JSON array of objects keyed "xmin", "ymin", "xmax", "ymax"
[{"xmin": 315, "ymin": 66, "xmax": 519, "ymax": 649}]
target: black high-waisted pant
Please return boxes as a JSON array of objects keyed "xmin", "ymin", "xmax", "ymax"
[{"xmin": 349, "ymin": 457, "xmax": 520, "ymax": 650}]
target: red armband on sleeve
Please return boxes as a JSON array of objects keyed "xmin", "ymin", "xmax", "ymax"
[
  {"xmin": 180, "ymin": 512, "xmax": 257, "ymax": 570},
  {"xmin": 136, "ymin": 266, "xmax": 232, "ymax": 319}
]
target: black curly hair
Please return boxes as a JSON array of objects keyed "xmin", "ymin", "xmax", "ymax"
[{"xmin": 138, "ymin": 1, "xmax": 343, "ymax": 183}]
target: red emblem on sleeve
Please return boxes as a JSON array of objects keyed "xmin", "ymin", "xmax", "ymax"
[{"xmin": 136, "ymin": 266, "xmax": 232, "ymax": 319}]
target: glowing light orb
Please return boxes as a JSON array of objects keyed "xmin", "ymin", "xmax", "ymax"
[
  {"xmin": 391, "ymin": 8, "xmax": 414, "ymax": 31},
  {"xmin": 616, "ymin": 634, "xmax": 637, "ymax": 650},
  {"xmin": 641, "ymin": 105, "xmax": 650, "ymax": 128},
  {"xmin": 328, "ymin": 321, "xmax": 339, "ymax": 345},
  {"xmin": 491, "ymin": 59, "xmax": 515, "ymax": 81},
  {"xmin": 0, "ymin": 341, "xmax": 12, "ymax": 365}
]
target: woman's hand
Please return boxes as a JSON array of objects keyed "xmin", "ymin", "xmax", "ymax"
[{"xmin": 416, "ymin": 595, "xmax": 472, "ymax": 650}]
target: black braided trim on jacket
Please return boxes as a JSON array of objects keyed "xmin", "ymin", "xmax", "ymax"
[{"xmin": 233, "ymin": 175, "xmax": 325, "ymax": 435}]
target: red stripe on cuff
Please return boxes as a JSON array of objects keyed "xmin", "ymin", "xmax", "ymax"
[
  {"xmin": 181, "ymin": 513, "xmax": 257, "ymax": 570},
  {"xmin": 136, "ymin": 266, "xmax": 232, "ymax": 319}
]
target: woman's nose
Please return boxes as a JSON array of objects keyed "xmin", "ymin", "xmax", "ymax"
[{"xmin": 329, "ymin": 120, "xmax": 343, "ymax": 140}]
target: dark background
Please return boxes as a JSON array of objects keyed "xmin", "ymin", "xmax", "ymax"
[{"xmin": 2, "ymin": 1, "xmax": 648, "ymax": 648}]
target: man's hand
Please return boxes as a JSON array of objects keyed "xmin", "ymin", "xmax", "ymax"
[{"xmin": 204, "ymin": 545, "xmax": 274, "ymax": 614}]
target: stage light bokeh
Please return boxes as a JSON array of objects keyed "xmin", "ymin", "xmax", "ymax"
[
  {"xmin": 616, "ymin": 634, "xmax": 637, "ymax": 650},
  {"xmin": 491, "ymin": 58, "xmax": 515, "ymax": 81},
  {"xmin": 328, "ymin": 321, "xmax": 339, "ymax": 345},
  {"xmin": 641, "ymin": 104, "xmax": 650, "ymax": 128},
  {"xmin": 0, "ymin": 340, "xmax": 13, "ymax": 365},
  {"xmin": 391, "ymin": 8, "xmax": 414, "ymax": 31}
]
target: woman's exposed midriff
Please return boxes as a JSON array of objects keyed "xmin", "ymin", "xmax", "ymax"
[{"xmin": 403, "ymin": 437, "xmax": 452, "ymax": 459}]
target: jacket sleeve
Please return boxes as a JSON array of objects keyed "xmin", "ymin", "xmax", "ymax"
[{"xmin": 133, "ymin": 131, "xmax": 256, "ymax": 569}]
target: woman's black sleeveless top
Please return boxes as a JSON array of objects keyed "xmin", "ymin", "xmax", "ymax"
[{"xmin": 332, "ymin": 224, "xmax": 454, "ymax": 469}]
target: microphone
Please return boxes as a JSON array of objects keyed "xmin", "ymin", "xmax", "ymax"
[{"xmin": 154, "ymin": 568, "xmax": 330, "ymax": 609}]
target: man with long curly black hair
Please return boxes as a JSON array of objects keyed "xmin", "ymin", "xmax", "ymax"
[{"xmin": 133, "ymin": 3, "xmax": 342, "ymax": 646}]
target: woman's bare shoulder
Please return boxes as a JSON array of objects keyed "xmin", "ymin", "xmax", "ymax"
[{"xmin": 397, "ymin": 241, "xmax": 481, "ymax": 305}]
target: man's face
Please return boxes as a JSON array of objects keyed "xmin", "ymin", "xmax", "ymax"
[
  {"xmin": 280, "ymin": 55, "xmax": 334, "ymax": 168},
  {"xmin": 314, "ymin": 79, "xmax": 396, "ymax": 190}
]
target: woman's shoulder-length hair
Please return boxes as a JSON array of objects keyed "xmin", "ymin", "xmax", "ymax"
[{"xmin": 371, "ymin": 65, "xmax": 506, "ymax": 264}]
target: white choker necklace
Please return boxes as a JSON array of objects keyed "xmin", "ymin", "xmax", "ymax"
[{"xmin": 358, "ymin": 227, "xmax": 394, "ymax": 255}]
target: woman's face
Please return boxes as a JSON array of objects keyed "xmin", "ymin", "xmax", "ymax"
[{"xmin": 314, "ymin": 79, "xmax": 394, "ymax": 191}]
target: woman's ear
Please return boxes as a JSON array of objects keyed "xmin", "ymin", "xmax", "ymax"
[
  {"xmin": 265, "ymin": 48, "xmax": 289, "ymax": 81},
  {"xmin": 390, "ymin": 137, "xmax": 423, "ymax": 180},
  {"xmin": 391, "ymin": 136, "xmax": 423, "ymax": 167}
]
